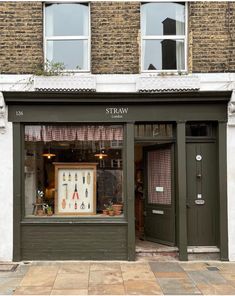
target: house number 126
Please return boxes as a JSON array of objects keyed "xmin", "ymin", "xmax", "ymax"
[{"xmin": 16, "ymin": 111, "xmax": 23, "ymax": 116}]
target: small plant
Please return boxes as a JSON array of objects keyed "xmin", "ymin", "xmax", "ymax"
[
  {"xmin": 34, "ymin": 59, "xmax": 66, "ymax": 76},
  {"xmin": 47, "ymin": 206, "xmax": 53, "ymax": 216}
]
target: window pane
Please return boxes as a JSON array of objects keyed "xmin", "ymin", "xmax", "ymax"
[
  {"xmin": 135, "ymin": 124, "xmax": 173, "ymax": 138},
  {"xmin": 45, "ymin": 4, "xmax": 89, "ymax": 36},
  {"xmin": 24, "ymin": 125, "xmax": 124, "ymax": 218},
  {"xmin": 143, "ymin": 39, "xmax": 185, "ymax": 71},
  {"xmin": 142, "ymin": 3, "xmax": 185, "ymax": 36},
  {"xmin": 186, "ymin": 123, "xmax": 214, "ymax": 137},
  {"xmin": 46, "ymin": 40, "xmax": 88, "ymax": 70}
]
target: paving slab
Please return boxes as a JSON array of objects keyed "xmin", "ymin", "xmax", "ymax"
[
  {"xmin": 0, "ymin": 277, "xmax": 22, "ymax": 295},
  {"xmin": 149, "ymin": 262, "xmax": 184, "ymax": 273},
  {"xmin": 89, "ymin": 270, "xmax": 123, "ymax": 285},
  {"xmin": 89, "ymin": 284, "xmax": 125, "ymax": 295},
  {"xmin": 124, "ymin": 279, "xmax": 162, "ymax": 295},
  {"xmin": 187, "ymin": 270, "xmax": 227, "ymax": 285},
  {"xmin": 157, "ymin": 277, "xmax": 201, "ymax": 295},
  {"xmin": 58, "ymin": 262, "xmax": 90, "ymax": 274},
  {"xmin": 53, "ymin": 273, "xmax": 89, "ymax": 289},
  {"xmin": 51, "ymin": 289, "xmax": 88, "ymax": 295},
  {"xmin": 13, "ymin": 286, "xmax": 52, "ymax": 295}
]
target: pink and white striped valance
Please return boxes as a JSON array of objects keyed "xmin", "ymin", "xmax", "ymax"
[{"xmin": 25, "ymin": 125, "xmax": 123, "ymax": 142}]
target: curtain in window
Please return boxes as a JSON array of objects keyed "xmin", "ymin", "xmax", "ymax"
[
  {"xmin": 25, "ymin": 125, "xmax": 123, "ymax": 142},
  {"xmin": 148, "ymin": 148, "xmax": 171, "ymax": 205}
]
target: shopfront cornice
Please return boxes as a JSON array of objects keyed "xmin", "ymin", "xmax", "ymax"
[{"xmin": 3, "ymin": 91, "xmax": 232, "ymax": 105}]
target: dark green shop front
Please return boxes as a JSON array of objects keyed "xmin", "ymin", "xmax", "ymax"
[{"xmin": 5, "ymin": 91, "xmax": 230, "ymax": 261}]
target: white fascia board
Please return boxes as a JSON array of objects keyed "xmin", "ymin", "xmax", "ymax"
[{"xmin": 0, "ymin": 73, "xmax": 235, "ymax": 92}]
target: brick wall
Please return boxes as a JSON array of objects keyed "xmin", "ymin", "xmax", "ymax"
[
  {"xmin": 0, "ymin": 2, "xmax": 43, "ymax": 74},
  {"xmin": 0, "ymin": 1, "xmax": 235, "ymax": 74},
  {"xmin": 189, "ymin": 2, "xmax": 235, "ymax": 72},
  {"xmin": 91, "ymin": 2, "xmax": 140, "ymax": 74}
]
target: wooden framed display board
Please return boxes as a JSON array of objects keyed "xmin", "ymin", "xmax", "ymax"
[{"xmin": 54, "ymin": 163, "xmax": 97, "ymax": 215}]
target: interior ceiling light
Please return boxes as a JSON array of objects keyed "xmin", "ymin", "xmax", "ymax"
[
  {"xmin": 94, "ymin": 150, "xmax": 108, "ymax": 159},
  {"xmin": 42, "ymin": 152, "xmax": 56, "ymax": 159}
]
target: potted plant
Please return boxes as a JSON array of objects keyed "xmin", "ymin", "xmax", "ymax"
[
  {"xmin": 108, "ymin": 206, "xmax": 114, "ymax": 216},
  {"xmin": 47, "ymin": 206, "xmax": 53, "ymax": 216}
]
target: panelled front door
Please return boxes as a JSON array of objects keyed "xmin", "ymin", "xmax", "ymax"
[
  {"xmin": 144, "ymin": 144, "xmax": 175, "ymax": 246},
  {"xmin": 186, "ymin": 142, "xmax": 218, "ymax": 246}
]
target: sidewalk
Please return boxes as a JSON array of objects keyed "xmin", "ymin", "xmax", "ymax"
[{"xmin": 1, "ymin": 261, "xmax": 235, "ymax": 295}]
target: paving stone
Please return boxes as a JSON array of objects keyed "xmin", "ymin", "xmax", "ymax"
[
  {"xmin": 51, "ymin": 289, "xmax": 88, "ymax": 295},
  {"xmin": 121, "ymin": 263, "xmax": 151, "ymax": 272},
  {"xmin": 89, "ymin": 284, "xmax": 125, "ymax": 295},
  {"xmin": 157, "ymin": 278, "xmax": 201, "ymax": 295},
  {"xmin": 20, "ymin": 266, "xmax": 58, "ymax": 287},
  {"xmin": 187, "ymin": 270, "xmax": 227, "ymax": 285},
  {"xmin": 0, "ymin": 264, "xmax": 18, "ymax": 272},
  {"xmin": 89, "ymin": 270, "xmax": 123, "ymax": 286},
  {"xmin": 149, "ymin": 262, "xmax": 184, "ymax": 273},
  {"xmin": 90, "ymin": 262, "xmax": 121, "ymax": 272},
  {"xmin": 124, "ymin": 280, "xmax": 162, "ymax": 295},
  {"xmin": 122, "ymin": 269, "xmax": 156, "ymax": 281},
  {"xmin": 180, "ymin": 262, "xmax": 209, "ymax": 271},
  {"xmin": 154, "ymin": 271, "xmax": 188, "ymax": 279},
  {"xmin": 53, "ymin": 273, "xmax": 89, "ymax": 289},
  {"xmin": 199, "ymin": 283, "xmax": 235, "ymax": 295},
  {"xmin": 13, "ymin": 286, "xmax": 52, "ymax": 295},
  {"xmin": 58, "ymin": 262, "xmax": 90, "ymax": 274},
  {"xmin": 0, "ymin": 277, "xmax": 22, "ymax": 295}
]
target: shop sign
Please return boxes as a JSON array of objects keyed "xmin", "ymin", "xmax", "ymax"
[{"xmin": 105, "ymin": 107, "xmax": 129, "ymax": 119}]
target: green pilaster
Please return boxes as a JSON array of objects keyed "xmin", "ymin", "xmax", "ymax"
[
  {"xmin": 176, "ymin": 122, "xmax": 188, "ymax": 261},
  {"xmin": 126, "ymin": 123, "xmax": 135, "ymax": 260},
  {"xmin": 218, "ymin": 121, "xmax": 228, "ymax": 261},
  {"xmin": 13, "ymin": 123, "xmax": 22, "ymax": 261}
]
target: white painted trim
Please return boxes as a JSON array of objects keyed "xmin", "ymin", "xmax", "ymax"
[
  {"xmin": 43, "ymin": 2, "xmax": 91, "ymax": 72},
  {"xmin": 140, "ymin": 2, "xmax": 187, "ymax": 73}
]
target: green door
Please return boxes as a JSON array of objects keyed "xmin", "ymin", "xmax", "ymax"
[
  {"xmin": 144, "ymin": 144, "xmax": 175, "ymax": 246},
  {"xmin": 186, "ymin": 142, "xmax": 218, "ymax": 246}
]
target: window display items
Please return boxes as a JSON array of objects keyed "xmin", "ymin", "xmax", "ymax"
[{"xmin": 54, "ymin": 163, "xmax": 97, "ymax": 215}]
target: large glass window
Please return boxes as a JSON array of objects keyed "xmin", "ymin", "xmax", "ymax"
[
  {"xmin": 141, "ymin": 2, "xmax": 186, "ymax": 71},
  {"xmin": 24, "ymin": 125, "xmax": 124, "ymax": 218},
  {"xmin": 45, "ymin": 3, "xmax": 89, "ymax": 71}
]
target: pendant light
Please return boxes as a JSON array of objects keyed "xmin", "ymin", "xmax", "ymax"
[{"xmin": 42, "ymin": 145, "xmax": 56, "ymax": 159}]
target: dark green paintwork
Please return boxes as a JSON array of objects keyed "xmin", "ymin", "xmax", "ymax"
[
  {"xmin": 218, "ymin": 122, "xmax": 229, "ymax": 261},
  {"xmin": 186, "ymin": 142, "xmax": 218, "ymax": 246},
  {"xmin": 13, "ymin": 123, "xmax": 22, "ymax": 262},
  {"xmin": 21, "ymin": 224, "xmax": 128, "ymax": 260},
  {"xmin": 144, "ymin": 144, "xmax": 175, "ymax": 246},
  {"xmin": 126, "ymin": 123, "xmax": 135, "ymax": 261},
  {"xmin": 176, "ymin": 122, "xmax": 188, "ymax": 261},
  {"xmin": 7, "ymin": 91, "xmax": 229, "ymax": 261}
]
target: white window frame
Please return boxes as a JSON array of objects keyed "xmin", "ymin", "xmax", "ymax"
[
  {"xmin": 43, "ymin": 2, "xmax": 91, "ymax": 72},
  {"xmin": 141, "ymin": 1, "xmax": 188, "ymax": 73}
]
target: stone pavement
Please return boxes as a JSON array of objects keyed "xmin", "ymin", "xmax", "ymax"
[{"xmin": 1, "ymin": 261, "xmax": 235, "ymax": 295}]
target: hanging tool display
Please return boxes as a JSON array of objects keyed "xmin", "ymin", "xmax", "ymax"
[
  {"xmin": 75, "ymin": 202, "xmax": 77, "ymax": 210},
  {"xmin": 75, "ymin": 173, "xmax": 78, "ymax": 181},
  {"xmin": 63, "ymin": 183, "xmax": 68, "ymax": 199},
  {"xmin": 63, "ymin": 172, "xmax": 66, "ymax": 182},
  {"xmin": 68, "ymin": 172, "xmax": 71, "ymax": 182},
  {"xmin": 72, "ymin": 184, "xmax": 79, "ymax": 200},
  {"xmin": 62, "ymin": 198, "xmax": 66, "ymax": 209},
  {"xmin": 87, "ymin": 172, "xmax": 91, "ymax": 185},
  {"xmin": 85, "ymin": 188, "xmax": 88, "ymax": 198},
  {"xmin": 88, "ymin": 203, "xmax": 90, "ymax": 209},
  {"xmin": 80, "ymin": 202, "xmax": 85, "ymax": 209},
  {"xmin": 82, "ymin": 172, "xmax": 85, "ymax": 184}
]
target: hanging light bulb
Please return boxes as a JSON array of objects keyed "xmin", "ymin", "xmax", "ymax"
[{"xmin": 42, "ymin": 145, "xmax": 56, "ymax": 159}]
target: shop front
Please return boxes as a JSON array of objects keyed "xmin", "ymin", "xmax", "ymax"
[{"xmin": 4, "ymin": 91, "xmax": 230, "ymax": 261}]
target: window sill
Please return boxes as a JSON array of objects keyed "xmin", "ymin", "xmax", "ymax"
[
  {"xmin": 21, "ymin": 214, "xmax": 127, "ymax": 225},
  {"xmin": 34, "ymin": 75, "xmax": 96, "ymax": 92},
  {"xmin": 137, "ymin": 74, "xmax": 200, "ymax": 92}
]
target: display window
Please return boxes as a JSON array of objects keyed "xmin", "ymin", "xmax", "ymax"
[{"xmin": 24, "ymin": 125, "xmax": 124, "ymax": 218}]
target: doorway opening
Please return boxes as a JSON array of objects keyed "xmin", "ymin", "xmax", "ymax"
[{"xmin": 134, "ymin": 140, "xmax": 177, "ymax": 259}]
